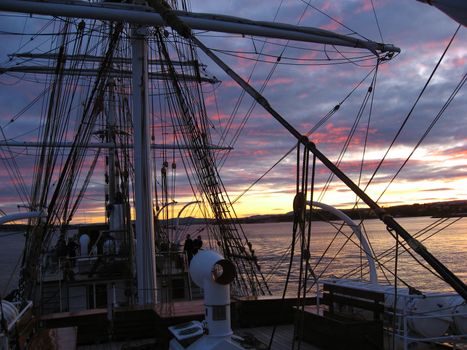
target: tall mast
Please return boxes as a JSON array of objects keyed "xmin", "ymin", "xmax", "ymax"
[
  {"xmin": 131, "ymin": 25, "xmax": 157, "ymax": 305},
  {"xmin": 0, "ymin": 0, "xmax": 402, "ymax": 302}
]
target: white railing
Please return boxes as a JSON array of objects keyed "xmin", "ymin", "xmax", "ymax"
[
  {"xmin": 313, "ymin": 280, "xmax": 466, "ymax": 350},
  {"xmin": 387, "ymin": 292, "xmax": 467, "ymax": 350}
]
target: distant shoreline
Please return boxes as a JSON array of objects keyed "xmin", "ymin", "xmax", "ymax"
[
  {"xmin": 237, "ymin": 200, "xmax": 467, "ymax": 224},
  {"xmin": 1, "ymin": 200, "xmax": 466, "ymax": 229}
]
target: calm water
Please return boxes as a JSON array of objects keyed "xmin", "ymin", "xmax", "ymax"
[
  {"xmin": 243, "ymin": 217, "xmax": 467, "ymax": 294},
  {"xmin": 1, "ymin": 217, "xmax": 466, "ymax": 296},
  {"xmin": 0, "ymin": 231, "xmax": 25, "ymax": 296}
]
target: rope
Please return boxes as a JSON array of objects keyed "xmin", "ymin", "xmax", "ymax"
[
  {"xmin": 363, "ymin": 24, "xmax": 461, "ymax": 196},
  {"xmin": 232, "ymin": 66, "xmax": 377, "ymax": 205},
  {"xmin": 376, "ymin": 72, "xmax": 466, "ymax": 203},
  {"xmin": 370, "ymin": 0, "xmax": 384, "ymax": 43},
  {"xmin": 392, "ymin": 226, "xmax": 399, "ymax": 350}
]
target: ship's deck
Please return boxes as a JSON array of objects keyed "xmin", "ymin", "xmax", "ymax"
[
  {"xmin": 77, "ymin": 324, "xmax": 320, "ymax": 350},
  {"xmin": 236, "ymin": 324, "xmax": 321, "ymax": 350},
  {"xmin": 40, "ymin": 298, "xmax": 321, "ymax": 349}
]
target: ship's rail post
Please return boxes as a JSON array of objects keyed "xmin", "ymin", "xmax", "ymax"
[
  {"xmin": 39, "ymin": 259, "xmax": 43, "ymax": 315},
  {"xmin": 315, "ymin": 283, "xmax": 321, "ymax": 313},
  {"xmin": 403, "ymin": 302, "xmax": 408, "ymax": 350},
  {"xmin": 58, "ymin": 258, "xmax": 63, "ymax": 312}
]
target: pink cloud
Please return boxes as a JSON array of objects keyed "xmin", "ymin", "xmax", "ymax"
[
  {"xmin": 204, "ymin": 94, "xmax": 216, "ymax": 107},
  {"xmin": 263, "ymin": 77, "xmax": 295, "ymax": 86},
  {"xmin": 449, "ymin": 56, "xmax": 466, "ymax": 68},
  {"xmin": 320, "ymin": 18, "xmax": 343, "ymax": 32},
  {"xmin": 355, "ymin": 0, "xmax": 374, "ymax": 14},
  {"xmin": 252, "ymin": 149, "xmax": 268, "ymax": 156},
  {"xmin": 432, "ymin": 146, "xmax": 467, "ymax": 159},
  {"xmin": 297, "ymin": 50, "xmax": 321, "ymax": 62},
  {"xmin": 210, "ymin": 112, "xmax": 230, "ymax": 122},
  {"xmin": 355, "ymin": 0, "xmax": 389, "ymax": 14}
]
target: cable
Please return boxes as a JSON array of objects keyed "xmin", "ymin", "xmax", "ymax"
[
  {"xmin": 298, "ymin": 0, "xmax": 371, "ymax": 41},
  {"xmin": 370, "ymin": 0, "xmax": 384, "ymax": 43},
  {"xmin": 232, "ymin": 66, "xmax": 377, "ymax": 205},
  {"xmin": 376, "ymin": 73, "xmax": 466, "ymax": 203},
  {"xmin": 363, "ymin": 24, "xmax": 461, "ymax": 196}
]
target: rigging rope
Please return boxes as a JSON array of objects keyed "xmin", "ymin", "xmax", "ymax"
[
  {"xmin": 362, "ymin": 24, "xmax": 461, "ymax": 198},
  {"xmin": 298, "ymin": 0, "xmax": 371, "ymax": 41},
  {"xmin": 268, "ymin": 140, "xmax": 303, "ymax": 349},
  {"xmin": 376, "ymin": 73, "xmax": 466, "ymax": 203},
  {"xmin": 370, "ymin": 0, "xmax": 384, "ymax": 43},
  {"xmin": 208, "ymin": 47, "xmax": 378, "ymax": 67},
  {"xmin": 154, "ymin": 26, "xmax": 270, "ymax": 296},
  {"xmin": 19, "ymin": 21, "xmax": 124, "ymax": 300},
  {"xmin": 215, "ymin": 0, "xmax": 317, "ymax": 170},
  {"xmin": 317, "ymin": 63, "xmax": 379, "ymax": 203},
  {"xmin": 232, "ymin": 66, "xmax": 377, "ymax": 205}
]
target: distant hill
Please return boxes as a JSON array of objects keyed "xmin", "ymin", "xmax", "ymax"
[
  {"xmin": 1, "ymin": 200, "xmax": 466, "ymax": 230},
  {"xmin": 235, "ymin": 200, "xmax": 467, "ymax": 224}
]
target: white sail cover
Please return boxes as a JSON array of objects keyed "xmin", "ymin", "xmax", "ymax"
[{"xmin": 417, "ymin": 0, "xmax": 467, "ymax": 26}]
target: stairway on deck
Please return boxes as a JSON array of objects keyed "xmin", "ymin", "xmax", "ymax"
[{"xmin": 39, "ymin": 281, "xmax": 63, "ymax": 314}]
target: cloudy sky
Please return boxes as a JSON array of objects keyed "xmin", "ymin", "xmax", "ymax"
[
  {"xmin": 191, "ymin": 0, "xmax": 466, "ymax": 216},
  {"xmin": 0, "ymin": 0, "xmax": 465, "ymax": 222}
]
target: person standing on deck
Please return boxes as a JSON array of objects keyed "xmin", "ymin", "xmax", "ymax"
[
  {"xmin": 56, "ymin": 236, "xmax": 67, "ymax": 259},
  {"xmin": 193, "ymin": 235, "xmax": 203, "ymax": 255},
  {"xmin": 67, "ymin": 238, "xmax": 78, "ymax": 266},
  {"xmin": 183, "ymin": 234, "xmax": 194, "ymax": 263}
]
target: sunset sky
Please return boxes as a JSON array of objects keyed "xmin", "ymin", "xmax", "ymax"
[{"xmin": 0, "ymin": 0, "xmax": 465, "ymax": 222}]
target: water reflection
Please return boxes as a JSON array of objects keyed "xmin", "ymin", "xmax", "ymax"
[{"xmin": 245, "ymin": 217, "xmax": 467, "ymax": 294}]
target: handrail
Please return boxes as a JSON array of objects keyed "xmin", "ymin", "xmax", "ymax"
[{"xmin": 0, "ymin": 211, "xmax": 46, "ymax": 225}]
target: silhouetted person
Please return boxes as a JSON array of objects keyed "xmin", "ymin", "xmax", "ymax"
[
  {"xmin": 67, "ymin": 238, "xmax": 78, "ymax": 266},
  {"xmin": 183, "ymin": 234, "xmax": 194, "ymax": 262},
  {"xmin": 193, "ymin": 235, "xmax": 203, "ymax": 255},
  {"xmin": 63, "ymin": 259, "xmax": 75, "ymax": 281},
  {"xmin": 56, "ymin": 236, "xmax": 67, "ymax": 259}
]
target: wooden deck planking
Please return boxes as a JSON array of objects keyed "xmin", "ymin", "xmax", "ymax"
[
  {"xmin": 77, "ymin": 338, "xmax": 159, "ymax": 350},
  {"xmin": 153, "ymin": 299, "xmax": 204, "ymax": 319},
  {"xmin": 77, "ymin": 325, "xmax": 322, "ymax": 350},
  {"xmin": 237, "ymin": 325, "xmax": 321, "ymax": 350},
  {"xmin": 52, "ymin": 299, "xmax": 325, "ymax": 349}
]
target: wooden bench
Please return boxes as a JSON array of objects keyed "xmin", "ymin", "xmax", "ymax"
[
  {"xmin": 298, "ymin": 282, "xmax": 385, "ymax": 350},
  {"xmin": 233, "ymin": 295, "xmax": 316, "ymax": 328},
  {"xmin": 323, "ymin": 282, "xmax": 384, "ymax": 320}
]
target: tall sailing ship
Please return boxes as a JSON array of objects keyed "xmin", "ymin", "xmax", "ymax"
[{"xmin": 0, "ymin": 0, "xmax": 465, "ymax": 349}]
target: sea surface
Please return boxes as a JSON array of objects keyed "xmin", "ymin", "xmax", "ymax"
[
  {"xmin": 242, "ymin": 216, "xmax": 467, "ymax": 295},
  {"xmin": 0, "ymin": 230, "xmax": 26, "ymax": 296},
  {"xmin": 1, "ymin": 216, "xmax": 466, "ymax": 296}
]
